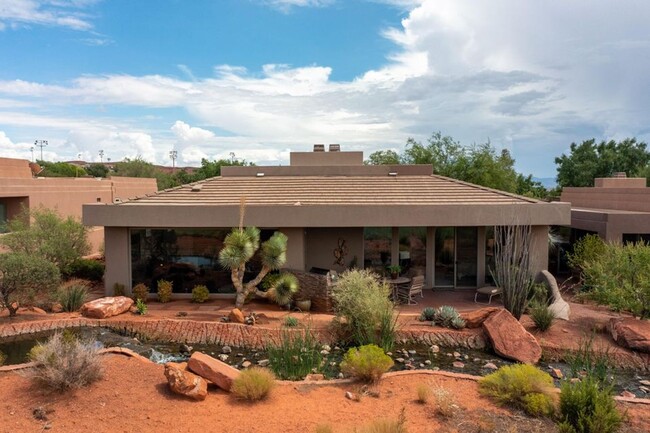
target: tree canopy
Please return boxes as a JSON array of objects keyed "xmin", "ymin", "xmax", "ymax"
[
  {"xmin": 37, "ymin": 161, "xmax": 86, "ymax": 177},
  {"xmin": 366, "ymin": 132, "xmax": 547, "ymax": 198},
  {"xmin": 554, "ymin": 138, "xmax": 650, "ymax": 188}
]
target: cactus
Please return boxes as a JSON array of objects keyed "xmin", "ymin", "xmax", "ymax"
[
  {"xmin": 433, "ymin": 305, "xmax": 465, "ymax": 329},
  {"xmin": 420, "ymin": 307, "xmax": 436, "ymax": 322}
]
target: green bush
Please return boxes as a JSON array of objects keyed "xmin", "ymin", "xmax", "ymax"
[
  {"xmin": 113, "ymin": 282, "xmax": 126, "ymax": 297},
  {"xmin": 267, "ymin": 324, "xmax": 322, "ymax": 380},
  {"xmin": 156, "ymin": 279, "xmax": 173, "ymax": 303},
  {"xmin": 132, "ymin": 283, "xmax": 149, "ymax": 302},
  {"xmin": 479, "ymin": 364, "xmax": 556, "ymax": 417},
  {"xmin": 191, "ymin": 285, "xmax": 210, "ymax": 303},
  {"xmin": 66, "ymin": 258, "xmax": 104, "ymax": 281},
  {"xmin": 135, "ymin": 298, "xmax": 147, "ymax": 315},
  {"xmin": 284, "ymin": 316, "xmax": 299, "ymax": 327},
  {"xmin": 529, "ymin": 302, "xmax": 555, "ymax": 332},
  {"xmin": 231, "ymin": 367, "xmax": 275, "ymax": 401},
  {"xmin": 27, "ymin": 332, "xmax": 103, "ymax": 390},
  {"xmin": 419, "ymin": 307, "xmax": 436, "ymax": 321},
  {"xmin": 340, "ymin": 344, "xmax": 394, "ymax": 383},
  {"xmin": 564, "ymin": 335, "xmax": 611, "ymax": 383},
  {"xmin": 57, "ymin": 279, "xmax": 89, "ymax": 312},
  {"xmin": 567, "ymin": 235, "xmax": 606, "ymax": 279},
  {"xmin": 0, "ymin": 252, "xmax": 61, "ymax": 317},
  {"xmin": 558, "ymin": 377, "xmax": 622, "ymax": 433},
  {"xmin": 266, "ymin": 272, "xmax": 299, "ymax": 306},
  {"xmin": 330, "ymin": 270, "xmax": 397, "ymax": 351},
  {"xmin": 433, "ymin": 305, "xmax": 466, "ymax": 329}
]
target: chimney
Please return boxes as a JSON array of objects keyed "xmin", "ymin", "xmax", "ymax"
[
  {"xmin": 329, "ymin": 144, "xmax": 340, "ymax": 152},
  {"xmin": 313, "ymin": 144, "xmax": 325, "ymax": 152}
]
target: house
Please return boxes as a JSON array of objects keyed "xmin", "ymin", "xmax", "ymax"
[
  {"xmin": 0, "ymin": 157, "xmax": 158, "ymax": 254},
  {"xmin": 83, "ymin": 146, "xmax": 570, "ymax": 297},
  {"xmin": 560, "ymin": 173, "xmax": 650, "ymax": 244}
]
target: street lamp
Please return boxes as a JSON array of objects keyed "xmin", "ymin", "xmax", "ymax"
[
  {"xmin": 229, "ymin": 152, "xmax": 235, "ymax": 164},
  {"xmin": 30, "ymin": 147, "xmax": 34, "ymax": 162},
  {"xmin": 34, "ymin": 140, "xmax": 48, "ymax": 161},
  {"xmin": 169, "ymin": 149, "xmax": 178, "ymax": 172},
  {"xmin": 99, "ymin": 150, "xmax": 104, "ymax": 163}
]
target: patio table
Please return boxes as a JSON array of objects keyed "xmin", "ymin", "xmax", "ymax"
[{"xmin": 384, "ymin": 276, "xmax": 411, "ymax": 302}]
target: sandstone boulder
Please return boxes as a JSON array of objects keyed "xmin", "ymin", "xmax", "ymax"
[
  {"xmin": 164, "ymin": 362, "xmax": 208, "ymax": 401},
  {"xmin": 228, "ymin": 308, "xmax": 245, "ymax": 324},
  {"xmin": 483, "ymin": 309, "xmax": 542, "ymax": 364},
  {"xmin": 80, "ymin": 296, "xmax": 134, "ymax": 319},
  {"xmin": 609, "ymin": 317, "xmax": 650, "ymax": 354},
  {"xmin": 187, "ymin": 352, "xmax": 240, "ymax": 392},
  {"xmin": 461, "ymin": 307, "xmax": 500, "ymax": 328},
  {"xmin": 536, "ymin": 270, "xmax": 571, "ymax": 321}
]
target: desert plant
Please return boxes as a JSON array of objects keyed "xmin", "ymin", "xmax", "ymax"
[
  {"xmin": 113, "ymin": 282, "xmax": 126, "ymax": 297},
  {"xmin": 284, "ymin": 316, "xmax": 299, "ymax": 327},
  {"xmin": 377, "ymin": 305, "xmax": 400, "ymax": 352},
  {"xmin": 529, "ymin": 302, "xmax": 555, "ymax": 332},
  {"xmin": 564, "ymin": 335, "xmax": 612, "ymax": 383},
  {"xmin": 191, "ymin": 284, "xmax": 210, "ymax": 303},
  {"xmin": 314, "ymin": 424, "xmax": 334, "ymax": 433},
  {"xmin": 265, "ymin": 272, "xmax": 299, "ymax": 307},
  {"xmin": 66, "ymin": 258, "xmax": 104, "ymax": 281},
  {"xmin": 57, "ymin": 279, "xmax": 89, "ymax": 312},
  {"xmin": 267, "ymin": 323, "xmax": 322, "ymax": 380},
  {"xmin": 416, "ymin": 384, "xmax": 430, "ymax": 404},
  {"xmin": 567, "ymin": 234, "xmax": 606, "ymax": 282},
  {"xmin": 0, "ymin": 252, "xmax": 61, "ymax": 317},
  {"xmin": 433, "ymin": 305, "xmax": 465, "ymax": 329},
  {"xmin": 479, "ymin": 364, "xmax": 556, "ymax": 417},
  {"xmin": 330, "ymin": 269, "xmax": 397, "ymax": 350},
  {"xmin": 419, "ymin": 307, "xmax": 436, "ymax": 322},
  {"xmin": 132, "ymin": 283, "xmax": 149, "ymax": 302},
  {"xmin": 26, "ymin": 332, "xmax": 103, "ymax": 390},
  {"xmin": 558, "ymin": 377, "xmax": 622, "ymax": 433},
  {"xmin": 340, "ymin": 344, "xmax": 394, "ymax": 383},
  {"xmin": 135, "ymin": 298, "xmax": 147, "ymax": 315},
  {"xmin": 355, "ymin": 407, "xmax": 407, "ymax": 433},
  {"xmin": 0, "ymin": 207, "xmax": 90, "ymax": 275},
  {"xmin": 231, "ymin": 367, "xmax": 275, "ymax": 401},
  {"xmin": 156, "ymin": 279, "xmax": 173, "ymax": 303},
  {"xmin": 432, "ymin": 385, "xmax": 456, "ymax": 418}
]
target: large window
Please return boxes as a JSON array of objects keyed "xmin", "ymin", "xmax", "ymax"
[
  {"xmin": 363, "ymin": 227, "xmax": 391, "ymax": 275},
  {"xmin": 130, "ymin": 228, "xmax": 232, "ymax": 294},
  {"xmin": 398, "ymin": 227, "xmax": 427, "ymax": 277}
]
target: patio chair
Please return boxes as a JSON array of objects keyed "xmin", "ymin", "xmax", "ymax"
[
  {"xmin": 474, "ymin": 286, "xmax": 502, "ymax": 305},
  {"xmin": 396, "ymin": 275, "xmax": 425, "ymax": 305}
]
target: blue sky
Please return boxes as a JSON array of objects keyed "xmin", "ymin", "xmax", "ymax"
[{"xmin": 1, "ymin": 0, "xmax": 649, "ymax": 178}]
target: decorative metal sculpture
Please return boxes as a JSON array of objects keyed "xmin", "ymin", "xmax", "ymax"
[{"xmin": 333, "ymin": 238, "xmax": 348, "ymax": 266}]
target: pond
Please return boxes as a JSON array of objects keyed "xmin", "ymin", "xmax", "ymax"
[{"xmin": 1, "ymin": 327, "xmax": 648, "ymax": 397}]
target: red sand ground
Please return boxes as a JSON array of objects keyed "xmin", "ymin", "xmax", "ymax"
[{"xmin": 0, "ymin": 354, "xmax": 648, "ymax": 433}]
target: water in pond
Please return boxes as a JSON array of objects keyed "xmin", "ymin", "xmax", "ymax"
[{"xmin": 1, "ymin": 327, "xmax": 648, "ymax": 397}]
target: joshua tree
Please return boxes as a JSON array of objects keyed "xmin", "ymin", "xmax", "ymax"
[{"xmin": 218, "ymin": 199, "xmax": 297, "ymax": 308}]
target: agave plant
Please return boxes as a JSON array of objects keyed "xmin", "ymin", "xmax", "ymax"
[{"xmin": 433, "ymin": 305, "xmax": 465, "ymax": 329}]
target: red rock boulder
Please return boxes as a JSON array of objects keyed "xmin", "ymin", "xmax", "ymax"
[
  {"xmin": 228, "ymin": 308, "xmax": 245, "ymax": 324},
  {"xmin": 483, "ymin": 309, "xmax": 542, "ymax": 364},
  {"xmin": 164, "ymin": 362, "xmax": 208, "ymax": 401},
  {"xmin": 80, "ymin": 296, "xmax": 134, "ymax": 319},
  {"xmin": 187, "ymin": 352, "xmax": 240, "ymax": 392},
  {"xmin": 461, "ymin": 307, "xmax": 501, "ymax": 329},
  {"xmin": 609, "ymin": 317, "xmax": 650, "ymax": 354}
]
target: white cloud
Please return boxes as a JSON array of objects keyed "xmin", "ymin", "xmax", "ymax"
[
  {"xmin": 171, "ymin": 121, "xmax": 215, "ymax": 144},
  {"xmin": 0, "ymin": 0, "xmax": 95, "ymax": 31}
]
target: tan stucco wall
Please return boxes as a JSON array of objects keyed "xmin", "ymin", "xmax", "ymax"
[
  {"xmin": 0, "ymin": 157, "xmax": 32, "ymax": 178},
  {"xmin": 289, "ymin": 151, "xmax": 364, "ymax": 166},
  {"xmin": 281, "ymin": 227, "xmax": 305, "ymax": 270},
  {"xmin": 529, "ymin": 225, "xmax": 549, "ymax": 275},
  {"xmin": 304, "ymin": 227, "xmax": 364, "ymax": 273},
  {"xmin": 103, "ymin": 227, "xmax": 131, "ymax": 295},
  {"xmin": 561, "ymin": 186, "xmax": 650, "ymax": 213}
]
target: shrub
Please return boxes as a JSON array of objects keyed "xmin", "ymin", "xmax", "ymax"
[
  {"xmin": 0, "ymin": 252, "xmax": 61, "ymax": 317},
  {"xmin": 567, "ymin": 234, "xmax": 606, "ymax": 279},
  {"xmin": 156, "ymin": 279, "xmax": 173, "ymax": 303},
  {"xmin": 419, "ymin": 307, "xmax": 436, "ymax": 322},
  {"xmin": 330, "ymin": 270, "xmax": 397, "ymax": 350},
  {"xmin": 112, "ymin": 282, "xmax": 126, "ymax": 297},
  {"xmin": 416, "ymin": 384, "xmax": 430, "ymax": 404},
  {"xmin": 26, "ymin": 332, "xmax": 103, "ymax": 390},
  {"xmin": 564, "ymin": 335, "xmax": 611, "ymax": 383},
  {"xmin": 355, "ymin": 408, "xmax": 407, "ymax": 433},
  {"xmin": 132, "ymin": 283, "xmax": 149, "ymax": 302},
  {"xmin": 558, "ymin": 377, "xmax": 622, "ymax": 433},
  {"xmin": 0, "ymin": 350, "xmax": 5, "ymax": 366},
  {"xmin": 57, "ymin": 279, "xmax": 89, "ymax": 312},
  {"xmin": 266, "ymin": 272, "xmax": 299, "ymax": 307},
  {"xmin": 135, "ymin": 299, "xmax": 147, "ymax": 315},
  {"xmin": 231, "ymin": 367, "xmax": 275, "ymax": 401},
  {"xmin": 529, "ymin": 302, "xmax": 555, "ymax": 332},
  {"xmin": 479, "ymin": 364, "xmax": 556, "ymax": 417},
  {"xmin": 433, "ymin": 305, "xmax": 465, "ymax": 329},
  {"xmin": 268, "ymin": 324, "xmax": 322, "ymax": 380},
  {"xmin": 284, "ymin": 316, "xmax": 299, "ymax": 327},
  {"xmin": 191, "ymin": 285, "xmax": 210, "ymax": 303},
  {"xmin": 340, "ymin": 344, "xmax": 394, "ymax": 383},
  {"xmin": 432, "ymin": 386, "xmax": 456, "ymax": 418},
  {"xmin": 66, "ymin": 258, "xmax": 104, "ymax": 281}
]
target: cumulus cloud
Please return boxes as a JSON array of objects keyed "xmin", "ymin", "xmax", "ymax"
[
  {"xmin": 0, "ymin": 0, "xmax": 96, "ymax": 31},
  {"xmin": 171, "ymin": 121, "xmax": 215, "ymax": 144}
]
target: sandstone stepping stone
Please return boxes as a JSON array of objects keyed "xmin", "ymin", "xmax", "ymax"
[
  {"xmin": 187, "ymin": 352, "xmax": 240, "ymax": 392},
  {"xmin": 164, "ymin": 362, "xmax": 208, "ymax": 401},
  {"xmin": 483, "ymin": 309, "xmax": 542, "ymax": 364},
  {"xmin": 483, "ymin": 362, "xmax": 498, "ymax": 370},
  {"xmin": 80, "ymin": 296, "xmax": 134, "ymax": 319},
  {"xmin": 452, "ymin": 361, "xmax": 464, "ymax": 369},
  {"xmin": 609, "ymin": 317, "xmax": 650, "ymax": 354}
]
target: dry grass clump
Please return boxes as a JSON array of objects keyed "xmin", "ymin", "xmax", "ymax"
[
  {"xmin": 26, "ymin": 331, "xmax": 103, "ymax": 391},
  {"xmin": 431, "ymin": 385, "xmax": 456, "ymax": 418},
  {"xmin": 231, "ymin": 367, "xmax": 276, "ymax": 401},
  {"xmin": 354, "ymin": 408, "xmax": 408, "ymax": 433},
  {"xmin": 416, "ymin": 384, "xmax": 431, "ymax": 404},
  {"xmin": 315, "ymin": 424, "xmax": 334, "ymax": 433}
]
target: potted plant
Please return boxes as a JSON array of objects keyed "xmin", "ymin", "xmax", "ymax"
[
  {"xmin": 387, "ymin": 265, "xmax": 402, "ymax": 279},
  {"xmin": 294, "ymin": 298, "xmax": 311, "ymax": 311}
]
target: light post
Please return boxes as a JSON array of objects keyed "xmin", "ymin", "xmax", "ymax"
[
  {"xmin": 30, "ymin": 147, "xmax": 34, "ymax": 162},
  {"xmin": 229, "ymin": 152, "xmax": 235, "ymax": 164},
  {"xmin": 99, "ymin": 150, "xmax": 104, "ymax": 163},
  {"xmin": 169, "ymin": 149, "xmax": 178, "ymax": 172},
  {"xmin": 34, "ymin": 140, "xmax": 48, "ymax": 161}
]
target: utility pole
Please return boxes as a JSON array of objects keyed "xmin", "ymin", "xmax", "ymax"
[
  {"xmin": 99, "ymin": 149, "xmax": 104, "ymax": 163},
  {"xmin": 34, "ymin": 140, "xmax": 48, "ymax": 161},
  {"xmin": 169, "ymin": 149, "xmax": 178, "ymax": 172},
  {"xmin": 229, "ymin": 152, "xmax": 235, "ymax": 164},
  {"xmin": 30, "ymin": 147, "xmax": 34, "ymax": 162}
]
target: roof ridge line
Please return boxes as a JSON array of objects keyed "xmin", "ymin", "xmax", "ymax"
[{"xmin": 429, "ymin": 173, "xmax": 542, "ymax": 204}]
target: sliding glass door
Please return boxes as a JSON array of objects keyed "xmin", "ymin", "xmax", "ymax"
[{"xmin": 434, "ymin": 227, "xmax": 478, "ymax": 288}]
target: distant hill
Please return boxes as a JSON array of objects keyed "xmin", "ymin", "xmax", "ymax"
[{"xmin": 532, "ymin": 177, "xmax": 557, "ymax": 189}]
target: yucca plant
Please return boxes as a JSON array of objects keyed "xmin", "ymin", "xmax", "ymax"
[{"xmin": 57, "ymin": 280, "xmax": 89, "ymax": 312}]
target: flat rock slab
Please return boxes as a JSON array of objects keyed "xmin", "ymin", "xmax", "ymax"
[
  {"xmin": 461, "ymin": 307, "xmax": 501, "ymax": 329},
  {"xmin": 483, "ymin": 309, "xmax": 542, "ymax": 364},
  {"xmin": 164, "ymin": 362, "xmax": 208, "ymax": 401},
  {"xmin": 610, "ymin": 317, "xmax": 650, "ymax": 354},
  {"xmin": 187, "ymin": 351, "xmax": 240, "ymax": 392},
  {"xmin": 80, "ymin": 296, "xmax": 134, "ymax": 319}
]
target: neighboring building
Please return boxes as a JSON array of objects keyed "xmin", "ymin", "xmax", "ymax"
[
  {"xmin": 560, "ymin": 173, "xmax": 650, "ymax": 244},
  {"xmin": 0, "ymin": 157, "xmax": 158, "ymax": 254},
  {"xmin": 83, "ymin": 146, "xmax": 571, "ymax": 297}
]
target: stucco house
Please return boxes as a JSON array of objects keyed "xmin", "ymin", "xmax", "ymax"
[{"xmin": 83, "ymin": 146, "xmax": 570, "ymax": 298}]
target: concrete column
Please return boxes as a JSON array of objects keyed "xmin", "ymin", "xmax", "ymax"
[
  {"xmin": 426, "ymin": 227, "xmax": 435, "ymax": 289},
  {"xmin": 477, "ymin": 226, "xmax": 486, "ymax": 286},
  {"xmin": 281, "ymin": 227, "xmax": 305, "ymax": 270},
  {"xmin": 391, "ymin": 227, "xmax": 400, "ymax": 267},
  {"xmin": 104, "ymin": 226, "xmax": 131, "ymax": 296},
  {"xmin": 529, "ymin": 225, "xmax": 549, "ymax": 275}
]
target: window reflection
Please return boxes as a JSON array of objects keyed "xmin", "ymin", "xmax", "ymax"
[{"xmin": 363, "ymin": 227, "xmax": 391, "ymax": 275}]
